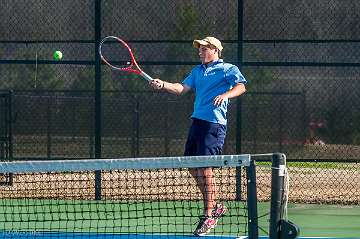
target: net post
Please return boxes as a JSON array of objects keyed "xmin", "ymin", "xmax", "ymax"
[
  {"xmin": 246, "ymin": 157, "xmax": 258, "ymax": 239},
  {"xmin": 269, "ymin": 153, "xmax": 286, "ymax": 239}
]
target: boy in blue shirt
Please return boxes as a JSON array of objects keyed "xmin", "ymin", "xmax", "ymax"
[{"xmin": 150, "ymin": 36, "xmax": 247, "ymax": 236}]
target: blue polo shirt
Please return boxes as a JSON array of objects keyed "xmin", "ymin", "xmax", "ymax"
[{"xmin": 182, "ymin": 59, "xmax": 247, "ymax": 125}]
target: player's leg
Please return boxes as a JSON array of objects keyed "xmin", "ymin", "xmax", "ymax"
[
  {"xmin": 189, "ymin": 167, "xmax": 216, "ymax": 216},
  {"xmin": 191, "ymin": 167, "xmax": 225, "ymax": 236},
  {"xmin": 186, "ymin": 119, "xmax": 218, "ymax": 215},
  {"xmin": 198, "ymin": 121, "xmax": 226, "ymax": 215},
  {"xmin": 189, "ymin": 120, "xmax": 227, "ymax": 236}
]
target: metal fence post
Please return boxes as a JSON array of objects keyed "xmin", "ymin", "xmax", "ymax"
[
  {"xmin": 236, "ymin": 0, "xmax": 244, "ymax": 201},
  {"xmin": 46, "ymin": 96, "xmax": 52, "ymax": 159},
  {"xmin": 94, "ymin": 0, "xmax": 102, "ymax": 200}
]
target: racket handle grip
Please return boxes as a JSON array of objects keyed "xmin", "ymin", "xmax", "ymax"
[{"xmin": 140, "ymin": 72, "xmax": 153, "ymax": 81}]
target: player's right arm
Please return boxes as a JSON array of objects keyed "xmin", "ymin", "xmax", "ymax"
[{"xmin": 150, "ymin": 79, "xmax": 191, "ymax": 95}]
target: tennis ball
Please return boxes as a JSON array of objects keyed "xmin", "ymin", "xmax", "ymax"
[{"xmin": 53, "ymin": 50, "xmax": 63, "ymax": 60}]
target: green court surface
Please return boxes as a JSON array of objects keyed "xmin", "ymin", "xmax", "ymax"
[
  {"xmin": 287, "ymin": 203, "xmax": 360, "ymax": 238},
  {"xmin": 0, "ymin": 199, "xmax": 251, "ymax": 236},
  {"xmin": 1, "ymin": 199, "xmax": 359, "ymax": 238}
]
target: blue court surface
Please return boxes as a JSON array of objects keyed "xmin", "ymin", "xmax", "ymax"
[{"xmin": 0, "ymin": 232, "xmax": 358, "ymax": 239}]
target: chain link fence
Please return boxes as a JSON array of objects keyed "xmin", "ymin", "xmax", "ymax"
[{"xmin": 0, "ymin": 0, "xmax": 359, "ymax": 204}]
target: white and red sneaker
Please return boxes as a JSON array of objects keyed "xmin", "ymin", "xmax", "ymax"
[
  {"xmin": 193, "ymin": 203, "xmax": 228, "ymax": 236},
  {"xmin": 193, "ymin": 216, "xmax": 218, "ymax": 236}
]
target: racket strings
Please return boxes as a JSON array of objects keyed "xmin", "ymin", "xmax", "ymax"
[{"xmin": 99, "ymin": 38, "xmax": 135, "ymax": 70}]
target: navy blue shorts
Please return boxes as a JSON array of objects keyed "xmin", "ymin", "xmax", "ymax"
[{"xmin": 184, "ymin": 118, "xmax": 227, "ymax": 156}]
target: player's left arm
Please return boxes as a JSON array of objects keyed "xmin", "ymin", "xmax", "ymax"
[{"xmin": 213, "ymin": 83, "xmax": 246, "ymax": 106}]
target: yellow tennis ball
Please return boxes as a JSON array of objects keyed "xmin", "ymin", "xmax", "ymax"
[{"xmin": 53, "ymin": 51, "xmax": 63, "ymax": 60}]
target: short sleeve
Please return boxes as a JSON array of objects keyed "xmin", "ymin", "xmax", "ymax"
[
  {"xmin": 225, "ymin": 65, "xmax": 247, "ymax": 87},
  {"xmin": 182, "ymin": 68, "xmax": 196, "ymax": 89}
]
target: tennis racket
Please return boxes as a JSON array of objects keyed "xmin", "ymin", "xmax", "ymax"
[{"xmin": 98, "ymin": 36, "xmax": 153, "ymax": 81}]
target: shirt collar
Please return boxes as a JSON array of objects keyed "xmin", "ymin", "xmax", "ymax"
[{"xmin": 202, "ymin": 59, "xmax": 223, "ymax": 69}]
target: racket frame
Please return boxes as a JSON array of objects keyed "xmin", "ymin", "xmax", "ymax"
[{"xmin": 99, "ymin": 36, "xmax": 153, "ymax": 81}]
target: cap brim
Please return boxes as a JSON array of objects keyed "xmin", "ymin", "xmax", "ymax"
[{"xmin": 193, "ymin": 40, "xmax": 210, "ymax": 48}]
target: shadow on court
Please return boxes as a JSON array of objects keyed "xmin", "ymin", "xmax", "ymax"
[{"xmin": 288, "ymin": 203, "xmax": 360, "ymax": 238}]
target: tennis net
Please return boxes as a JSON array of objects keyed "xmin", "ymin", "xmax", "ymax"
[{"xmin": 0, "ymin": 154, "xmax": 287, "ymax": 238}]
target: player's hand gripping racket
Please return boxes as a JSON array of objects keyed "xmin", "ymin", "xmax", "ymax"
[{"xmin": 99, "ymin": 36, "xmax": 153, "ymax": 81}]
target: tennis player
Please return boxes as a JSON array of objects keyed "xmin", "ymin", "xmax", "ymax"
[{"xmin": 150, "ymin": 36, "xmax": 247, "ymax": 236}]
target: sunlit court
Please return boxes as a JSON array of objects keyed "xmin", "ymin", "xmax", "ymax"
[{"xmin": 1, "ymin": 0, "xmax": 360, "ymax": 238}]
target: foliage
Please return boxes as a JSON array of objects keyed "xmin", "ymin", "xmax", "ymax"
[
  {"xmin": 322, "ymin": 106, "xmax": 360, "ymax": 145},
  {"xmin": 242, "ymin": 67, "xmax": 274, "ymax": 92},
  {"xmin": 6, "ymin": 64, "xmax": 63, "ymax": 91}
]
